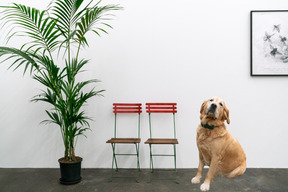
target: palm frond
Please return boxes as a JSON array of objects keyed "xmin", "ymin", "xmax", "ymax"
[
  {"xmin": 75, "ymin": 3, "xmax": 122, "ymax": 46},
  {"xmin": 0, "ymin": 4, "xmax": 60, "ymax": 55},
  {"xmin": 66, "ymin": 58, "xmax": 89, "ymax": 82},
  {"xmin": 42, "ymin": 110, "xmax": 63, "ymax": 127},
  {"xmin": 0, "ymin": 46, "xmax": 39, "ymax": 75},
  {"xmin": 31, "ymin": 88, "xmax": 57, "ymax": 104},
  {"xmin": 50, "ymin": 0, "xmax": 85, "ymax": 37}
]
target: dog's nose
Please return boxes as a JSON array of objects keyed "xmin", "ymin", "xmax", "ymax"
[{"xmin": 211, "ymin": 103, "xmax": 217, "ymax": 109}]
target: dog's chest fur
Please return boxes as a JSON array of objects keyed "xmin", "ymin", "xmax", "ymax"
[{"xmin": 196, "ymin": 125, "xmax": 228, "ymax": 165}]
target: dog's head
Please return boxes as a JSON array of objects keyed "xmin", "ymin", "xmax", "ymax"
[{"xmin": 200, "ymin": 97, "xmax": 230, "ymax": 124}]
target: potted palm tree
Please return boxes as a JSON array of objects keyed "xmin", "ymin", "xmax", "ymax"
[{"xmin": 0, "ymin": 0, "xmax": 121, "ymax": 184}]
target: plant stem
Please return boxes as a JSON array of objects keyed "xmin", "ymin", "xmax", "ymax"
[{"xmin": 76, "ymin": 42, "xmax": 81, "ymax": 61}]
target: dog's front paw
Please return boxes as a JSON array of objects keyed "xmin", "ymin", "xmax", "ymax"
[
  {"xmin": 191, "ymin": 176, "xmax": 201, "ymax": 184},
  {"xmin": 200, "ymin": 183, "xmax": 210, "ymax": 191}
]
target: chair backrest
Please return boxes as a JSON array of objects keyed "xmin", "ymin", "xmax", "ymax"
[
  {"xmin": 113, "ymin": 103, "xmax": 142, "ymax": 138},
  {"xmin": 113, "ymin": 103, "xmax": 142, "ymax": 114},
  {"xmin": 146, "ymin": 103, "xmax": 177, "ymax": 138},
  {"xmin": 146, "ymin": 103, "xmax": 177, "ymax": 113}
]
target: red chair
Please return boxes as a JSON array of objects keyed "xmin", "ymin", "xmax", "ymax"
[
  {"xmin": 106, "ymin": 103, "xmax": 142, "ymax": 182},
  {"xmin": 144, "ymin": 103, "xmax": 178, "ymax": 183}
]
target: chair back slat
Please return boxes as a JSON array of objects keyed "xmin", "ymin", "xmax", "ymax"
[
  {"xmin": 146, "ymin": 103, "xmax": 177, "ymax": 113},
  {"xmin": 113, "ymin": 103, "xmax": 142, "ymax": 114}
]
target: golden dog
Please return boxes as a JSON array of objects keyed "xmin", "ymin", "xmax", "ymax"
[{"xmin": 191, "ymin": 97, "xmax": 246, "ymax": 191}]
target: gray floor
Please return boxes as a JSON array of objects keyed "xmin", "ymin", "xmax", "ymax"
[{"xmin": 0, "ymin": 168, "xmax": 287, "ymax": 192}]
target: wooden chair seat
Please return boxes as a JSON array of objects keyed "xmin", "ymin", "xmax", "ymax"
[
  {"xmin": 144, "ymin": 138, "xmax": 178, "ymax": 144},
  {"xmin": 106, "ymin": 138, "xmax": 141, "ymax": 144}
]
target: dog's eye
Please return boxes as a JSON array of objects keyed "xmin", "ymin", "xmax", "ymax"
[
  {"xmin": 219, "ymin": 102, "xmax": 223, "ymax": 107},
  {"xmin": 210, "ymin": 99, "xmax": 214, "ymax": 102}
]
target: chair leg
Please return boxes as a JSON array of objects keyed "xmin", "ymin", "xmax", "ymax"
[
  {"xmin": 135, "ymin": 143, "xmax": 140, "ymax": 183},
  {"xmin": 110, "ymin": 143, "xmax": 115, "ymax": 182},
  {"xmin": 111, "ymin": 143, "xmax": 119, "ymax": 171},
  {"xmin": 149, "ymin": 144, "xmax": 154, "ymax": 172},
  {"xmin": 173, "ymin": 144, "xmax": 179, "ymax": 184},
  {"xmin": 148, "ymin": 144, "xmax": 154, "ymax": 183},
  {"xmin": 136, "ymin": 143, "xmax": 141, "ymax": 171},
  {"xmin": 110, "ymin": 143, "xmax": 120, "ymax": 182}
]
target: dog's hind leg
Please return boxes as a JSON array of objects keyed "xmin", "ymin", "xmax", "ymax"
[
  {"xmin": 191, "ymin": 153, "xmax": 205, "ymax": 184},
  {"xmin": 226, "ymin": 161, "xmax": 246, "ymax": 178}
]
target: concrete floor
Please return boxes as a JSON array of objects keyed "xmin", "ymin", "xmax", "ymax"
[{"xmin": 0, "ymin": 168, "xmax": 287, "ymax": 192}]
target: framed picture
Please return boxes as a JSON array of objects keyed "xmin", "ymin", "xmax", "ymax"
[{"xmin": 251, "ymin": 10, "xmax": 288, "ymax": 76}]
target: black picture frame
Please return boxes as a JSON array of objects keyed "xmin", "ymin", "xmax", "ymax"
[{"xmin": 251, "ymin": 10, "xmax": 288, "ymax": 76}]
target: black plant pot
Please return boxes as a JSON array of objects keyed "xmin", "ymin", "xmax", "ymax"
[{"xmin": 58, "ymin": 157, "xmax": 83, "ymax": 185}]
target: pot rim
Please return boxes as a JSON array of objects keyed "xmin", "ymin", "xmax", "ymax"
[{"xmin": 58, "ymin": 156, "xmax": 83, "ymax": 164}]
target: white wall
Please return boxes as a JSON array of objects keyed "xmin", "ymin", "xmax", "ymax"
[{"xmin": 1, "ymin": 0, "xmax": 288, "ymax": 168}]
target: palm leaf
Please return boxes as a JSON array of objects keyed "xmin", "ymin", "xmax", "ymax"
[
  {"xmin": 66, "ymin": 58, "xmax": 89, "ymax": 82},
  {"xmin": 50, "ymin": 0, "xmax": 85, "ymax": 36},
  {"xmin": 75, "ymin": 3, "xmax": 122, "ymax": 46},
  {"xmin": 32, "ymin": 89, "xmax": 57, "ymax": 105},
  {"xmin": 42, "ymin": 110, "xmax": 63, "ymax": 127},
  {"xmin": 0, "ymin": 4, "xmax": 60, "ymax": 55},
  {"xmin": 0, "ymin": 46, "xmax": 39, "ymax": 75}
]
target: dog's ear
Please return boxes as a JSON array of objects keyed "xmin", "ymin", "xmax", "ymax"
[
  {"xmin": 223, "ymin": 102, "xmax": 230, "ymax": 124},
  {"xmin": 200, "ymin": 100, "xmax": 208, "ymax": 114},
  {"xmin": 200, "ymin": 100, "xmax": 208, "ymax": 121}
]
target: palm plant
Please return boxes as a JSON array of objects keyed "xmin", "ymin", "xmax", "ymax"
[{"xmin": 0, "ymin": 0, "xmax": 121, "ymax": 161}]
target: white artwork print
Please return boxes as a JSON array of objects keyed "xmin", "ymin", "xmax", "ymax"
[{"xmin": 251, "ymin": 11, "xmax": 288, "ymax": 75}]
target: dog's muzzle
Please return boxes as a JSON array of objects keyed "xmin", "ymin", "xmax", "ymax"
[{"xmin": 207, "ymin": 103, "xmax": 217, "ymax": 118}]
